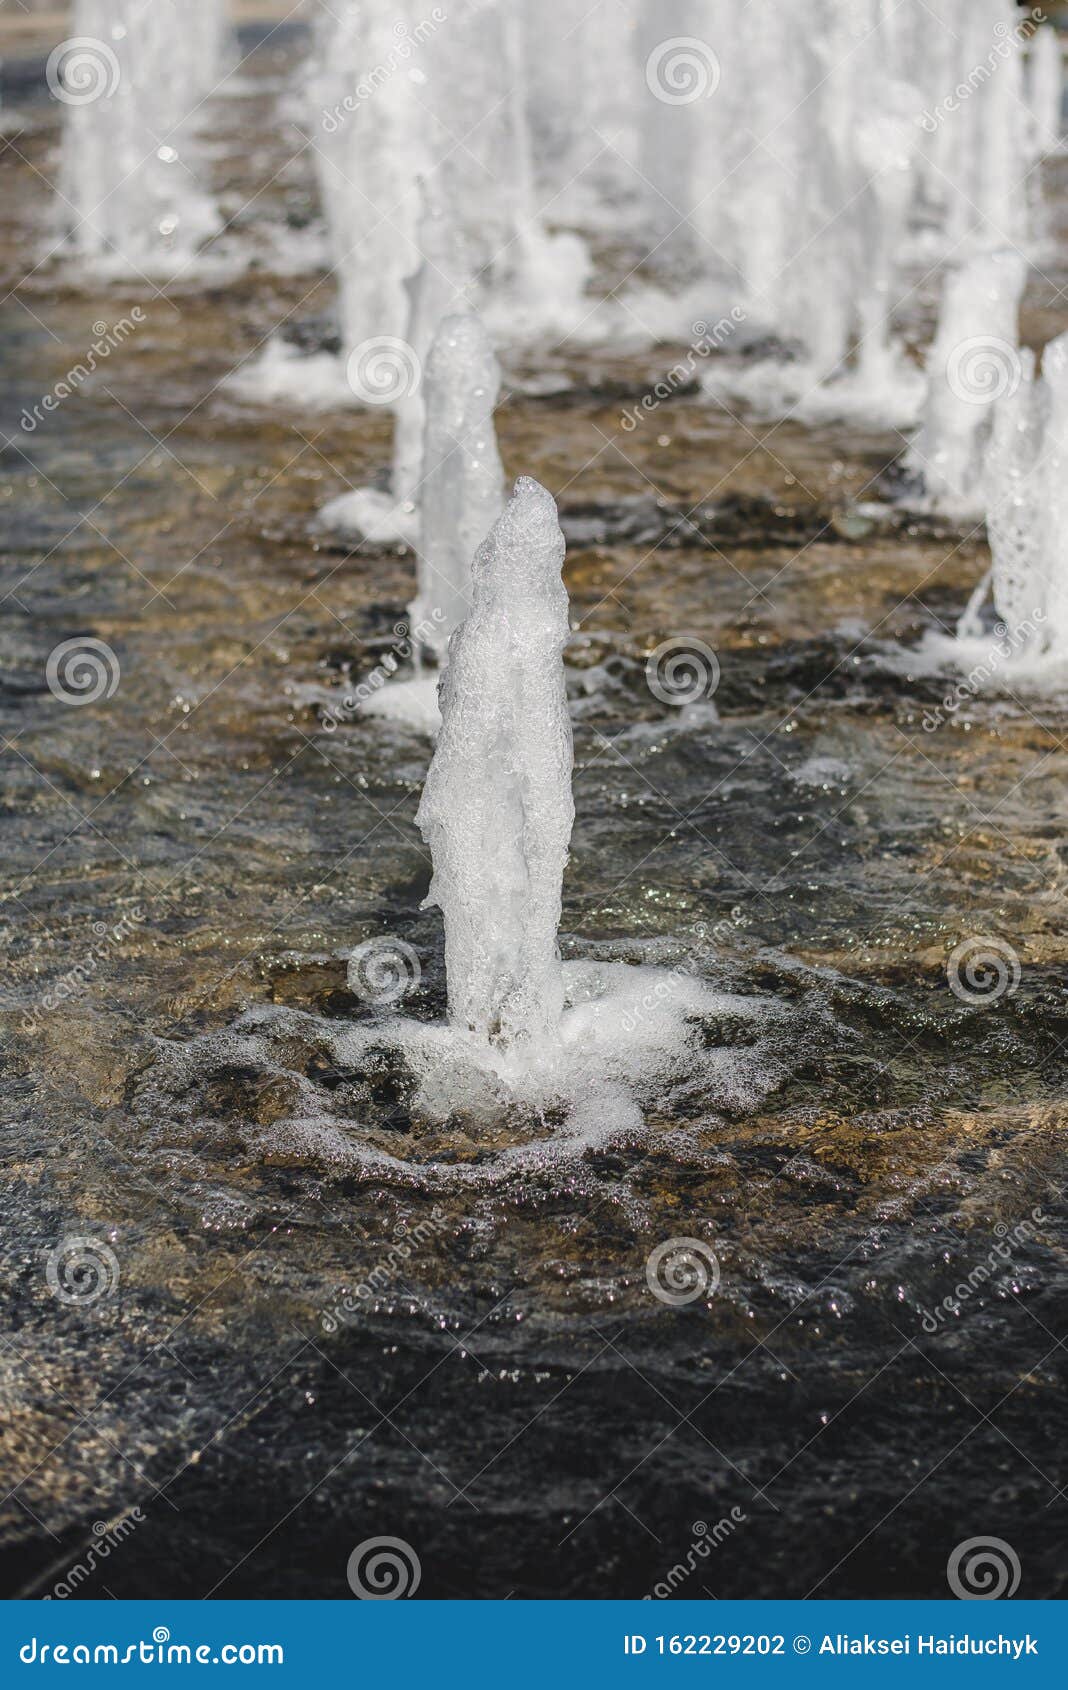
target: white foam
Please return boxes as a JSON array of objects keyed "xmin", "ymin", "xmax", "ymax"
[
  {"xmin": 360, "ymin": 675, "xmax": 441, "ymax": 735},
  {"xmin": 225, "ymin": 337, "xmax": 353, "ymax": 410},
  {"xmin": 705, "ymin": 354, "xmax": 924, "ymax": 430},
  {"xmin": 321, "ymin": 960, "xmax": 784, "ymax": 1185},
  {"xmin": 875, "ymin": 626, "xmax": 1068, "ymax": 696},
  {"xmin": 318, "ymin": 487, "xmax": 419, "ymax": 545}
]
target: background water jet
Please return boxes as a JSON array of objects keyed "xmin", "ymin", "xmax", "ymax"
[{"xmin": 57, "ymin": 0, "xmax": 227, "ymax": 273}]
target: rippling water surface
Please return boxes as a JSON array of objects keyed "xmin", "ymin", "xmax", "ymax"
[{"xmin": 1, "ymin": 22, "xmax": 1066, "ymax": 1601}]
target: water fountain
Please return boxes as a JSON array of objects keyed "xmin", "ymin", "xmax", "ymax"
[
  {"xmin": 56, "ymin": 0, "xmax": 227, "ymax": 273},
  {"xmin": 685, "ymin": 1, "xmax": 926, "ymax": 422},
  {"xmin": 8, "ymin": 0, "xmax": 1068, "ymax": 1607},
  {"xmin": 1027, "ymin": 24, "xmax": 1065, "ymax": 156},
  {"xmin": 905, "ymin": 250, "xmax": 1028, "ymax": 516},
  {"xmin": 236, "ymin": 0, "xmax": 590, "ymax": 411},
  {"xmin": 354, "ymin": 310, "xmax": 505, "ymax": 735},
  {"xmin": 407, "ymin": 314, "xmax": 506, "ymax": 661},
  {"xmin": 958, "ymin": 329, "xmax": 1068, "ymax": 662},
  {"xmin": 318, "ymin": 199, "xmax": 475, "ymax": 543},
  {"xmin": 330, "ymin": 478, "xmax": 778, "ymax": 1155},
  {"xmin": 417, "ymin": 477, "xmax": 574, "ymax": 1050},
  {"xmin": 882, "ymin": 327, "xmax": 1066, "ymax": 687}
]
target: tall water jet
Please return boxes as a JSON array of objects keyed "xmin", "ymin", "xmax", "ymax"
[
  {"xmin": 976, "ymin": 330, "xmax": 1068, "ymax": 655},
  {"xmin": 905, "ymin": 331, "xmax": 1067, "ymax": 680},
  {"xmin": 56, "ymin": 0, "xmax": 226, "ymax": 272},
  {"xmin": 319, "ymin": 197, "xmax": 474, "ymax": 542},
  {"xmin": 912, "ymin": 2, "xmax": 1033, "ymax": 255},
  {"xmin": 313, "ymin": 1, "xmax": 426, "ymax": 354},
  {"xmin": 519, "ymin": 0, "xmax": 637, "ymax": 227},
  {"xmin": 241, "ymin": 0, "xmax": 589, "ymax": 408},
  {"xmin": 410, "ymin": 314, "xmax": 506, "ymax": 658},
  {"xmin": 1026, "ymin": 22, "xmax": 1064, "ymax": 159},
  {"xmin": 691, "ymin": 0, "xmax": 924, "ymax": 421},
  {"xmin": 358, "ymin": 312, "xmax": 505, "ymax": 733},
  {"xmin": 906, "ymin": 250, "xmax": 1027, "ymax": 515},
  {"xmin": 478, "ymin": 5, "xmax": 591, "ymax": 339},
  {"xmin": 416, "ymin": 478, "xmax": 573, "ymax": 1050},
  {"xmin": 974, "ymin": 347, "xmax": 1043, "ymax": 641}
]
